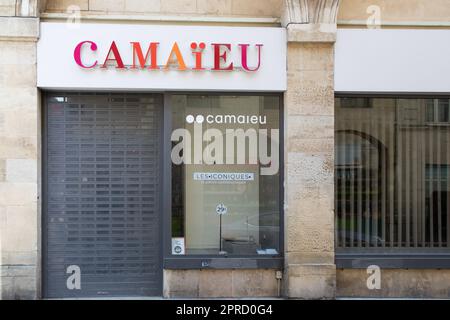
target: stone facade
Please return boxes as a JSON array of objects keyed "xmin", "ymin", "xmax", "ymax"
[
  {"xmin": 164, "ymin": 270, "xmax": 279, "ymax": 298},
  {"xmin": 337, "ymin": 269, "xmax": 450, "ymax": 299},
  {"xmin": 0, "ymin": 0, "xmax": 40, "ymax": 300},
  {"xmin": 338, "ymin": 0, "xmax": 450, "ymax": 24},
  {"xmin": 283, "ymin": 0, "xmax": 338, "ymax": 299},
  {"xmin": 44, "ymin": 0, "xmax": 283, "ymax": 17},
  {"xmin": 1, "ymin": 0, "xmax": 450, "ymax": 300}
]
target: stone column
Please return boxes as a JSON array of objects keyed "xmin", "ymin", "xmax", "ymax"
[
  {"xmin": 0, "ymin": 0, "xmax": 41, "ymax": 300},
  {"xmin": 283, "ymin": 0, "xmax": 339, "ymax": 299}
]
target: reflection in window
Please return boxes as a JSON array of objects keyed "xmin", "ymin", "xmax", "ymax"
[
  {"xmin": 426, "ymin": 99, "xmax": 450, "ymax": 124},
  {"xmin": 336, "ymin": 97, "xmax": 450, "ymax": 252},
  {"xmin": 171, "ymin": 95, "xmax": 281, "ymax": 256}
]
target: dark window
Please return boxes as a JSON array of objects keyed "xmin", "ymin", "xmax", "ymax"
[
  {"xmin": 335, "ymin": 97, "xmax": 450, "ymax": 266},
  {"xmin": 426, "ymin": 99, "xmax": 450, "ymax": 124},
  {"xmin": 340, "ymin": 97, "xmax": 372, "ymax": 109},
  {"xmin": 170, "ymin": 95, "xmax": 282, "ymax": 257}
]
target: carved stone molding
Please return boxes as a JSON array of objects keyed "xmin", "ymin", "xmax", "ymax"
[
  {"xmin": 15, "ymin": 0, "xmax": 38, "ymax": 17},
  {"xmin": 282, "ymin": 0, "xmax": 340, "ymax": 26},
  {"xmin": 14, "ymin": 0, "xmax": 48, "ymax": 17}
]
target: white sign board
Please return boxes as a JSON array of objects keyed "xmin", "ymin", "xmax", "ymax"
[
  {"xmin": 37, "ymin": 22, "xmax": 286, "ymax": 92},
  {"xmin": 171, "ymin": 238, "xmax": 185, "ymax": 255},
  {"xmin": 335, "ymin": 29, "xmax": 450, "ymax": 93}
]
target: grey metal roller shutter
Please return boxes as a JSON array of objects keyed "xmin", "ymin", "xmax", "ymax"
[{"xmin": 44, "ymin": 92, "xmax": 163, "ymax": 298}]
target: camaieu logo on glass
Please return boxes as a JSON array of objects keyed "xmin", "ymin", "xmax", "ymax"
[
  {"xmin": 185, "ymin": 114, "xmax": 267, "ymax": 125},
  {"xmin": 170, "ymin": 113, "xmax": 279, "ymax": 175}
]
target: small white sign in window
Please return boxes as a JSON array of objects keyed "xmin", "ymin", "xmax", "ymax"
[
  {"xmin": 172, "ymin": 238, "xmax": 185, "ymax": 255},
  {"xmin": 193, "ymin": 172, "xmax": 254, "ymax": 181}
]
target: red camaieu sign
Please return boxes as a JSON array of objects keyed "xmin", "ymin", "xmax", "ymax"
[{"xmin": 74, "ymin": 41, "xmax": 263, "ymax": 72}]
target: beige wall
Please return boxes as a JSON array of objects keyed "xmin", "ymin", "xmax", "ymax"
[
  {"xmin": 0, "ymin": 9, "xmax": 40, "ymax": 299},
  {"xmin": 338, "ymin": 269, "xmax": 450, "ymax": 298},
  {"xmin": 284, "ymin": 40, "xmax": 336, "ymax": 299},
  {"xmin": 43, "ymin": 0, "xmax": 450, "ymax": 23},
  {"xmin": 164, "ymin": 269, "xmax": 279, "ymax": 298},
  {"xmin": 2, "ymin": 0, "xmax": 450, "ymax": 300},
  {"xmin": 0, "ymin": 0, "xmax": 15, "ymax": 16},
  {"xmin": 338, "ymin": 0, "xmax": 450, "ymax": 25},
  {"xmin": 44, "ymin": 0, "xmax": 283, "ymax": 17},
  {"xmin": 280, "ymin": 1, "xmax": 339, "ymax": 300}
]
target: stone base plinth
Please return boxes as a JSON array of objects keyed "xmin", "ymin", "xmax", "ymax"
[
  {"xmin": 284, "ymin": 264, "xmax": 336, "ymax": 299},
  {"xmin": 163, "ymin": 269, "xmax": 280, "ymax": 298}
]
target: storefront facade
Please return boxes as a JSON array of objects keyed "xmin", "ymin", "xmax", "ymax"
[{"xmin": 1, "ymin": 0, "xmax": 450, "ymax": 299}]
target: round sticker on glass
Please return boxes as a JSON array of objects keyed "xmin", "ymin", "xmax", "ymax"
[{"xmin": 216, "ymin": 203, "xmax": 228, "ymax": 215}]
